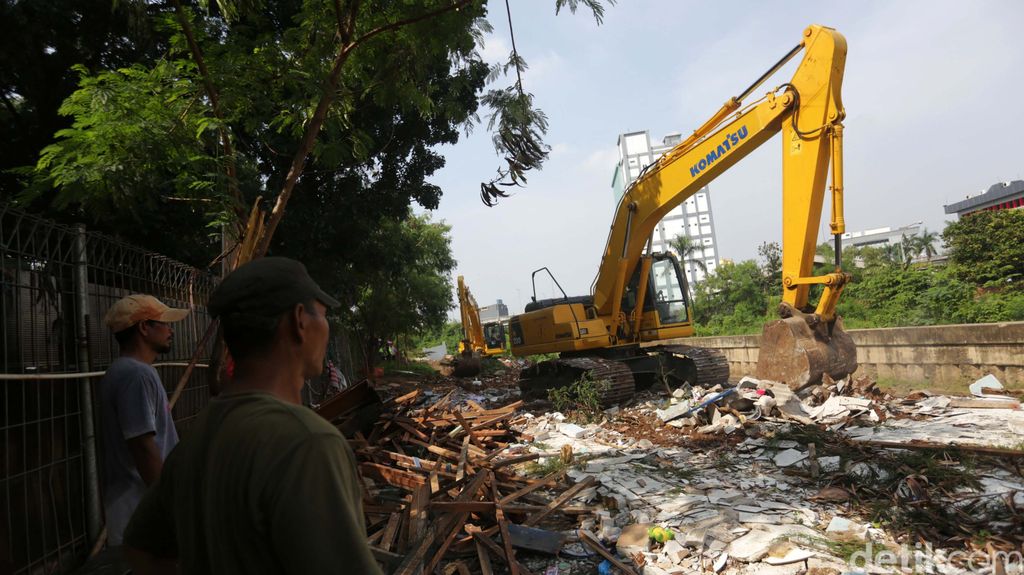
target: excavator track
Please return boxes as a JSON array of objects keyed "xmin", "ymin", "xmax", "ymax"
[
  {"xmin": 519, "ymin": 357, "xmax": 636, "ymax": 408},
  {"xmin": 648, "ymin": 344, "xmax": 731, "ymax": 388}
]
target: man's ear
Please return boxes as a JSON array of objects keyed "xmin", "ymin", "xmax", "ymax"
[{"xmin": 291, "ymin": 303, "xmax": 308, "ymax": 342}]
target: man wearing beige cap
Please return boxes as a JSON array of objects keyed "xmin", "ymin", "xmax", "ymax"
[{"xmin": 99, "ymin": 294, "xmax": 189, "ymax": 546}]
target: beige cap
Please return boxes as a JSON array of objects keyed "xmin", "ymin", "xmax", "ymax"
[{"xmin": 104, "ymin": 294, "xmax": 190, "ymax": 333}]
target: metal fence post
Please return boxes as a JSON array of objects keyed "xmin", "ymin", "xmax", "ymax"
[{"xmin": 75, "ymin": 224, "xmax": 102, "ymax": 543}]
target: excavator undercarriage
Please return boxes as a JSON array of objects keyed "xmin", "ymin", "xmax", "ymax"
[{"xmin": 519, "ymin": 344, "xmax": 730, "ymax": 407}]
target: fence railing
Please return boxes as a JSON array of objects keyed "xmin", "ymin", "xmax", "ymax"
[{"xmin": 1, "ymin": 203, "xmax": 216, "ymax": 574}]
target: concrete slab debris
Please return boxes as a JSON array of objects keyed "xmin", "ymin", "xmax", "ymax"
[{"xmin": 772, "ymin": 448, "xmax": 808, "ymax": 467}]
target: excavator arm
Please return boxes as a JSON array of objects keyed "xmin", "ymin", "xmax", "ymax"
[
  {"xmin": 457, "ymin": 275, "xmax": 485, "ymax": 355},
  {"xmin": 457, "ymin": 276, "xmax": 507, "ymax": 358},
  {"xmin": 594, "ymin": 24, "xmax": 849, "ymax": 327}
]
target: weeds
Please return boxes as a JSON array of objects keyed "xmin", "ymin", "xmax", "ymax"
[
  {"xmin": 379, "ymin": 359, "xmax": 437, "ymax": 376},
  {"xmin": 653, "ymin": 465, "xmax": 699, "ymax": 483},
  {"xmin": 710, "ymin": 451, "xmax": 736, "ymax": 471},
  {"xmin": 772, "ymin": 424, "xmax": 1020, "ymax": 547},
  {"xmin": 780, "ymin": 534, "xmax": 869, "ymax": 564},
  {"xmin": 524, "ymin": 457, "xmax": 570, "ymax": 477},
  {"xmin": 548, "ymin": 372, "xmax": 609, "ymax": 423}
]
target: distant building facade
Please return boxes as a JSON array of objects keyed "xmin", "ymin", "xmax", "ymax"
[
  {"xmin": 841, "ymin": 223, "xmax": 922, "ymax": 249},
  {"xmin": 612, "ymin": 130, "xmax": 720, "ymax": 287},
  {"xmin": 944, "ymin": 180, "xmax": 1024, "ymax": 219},
  {"xmin": 479, "ymin": 300, "xmax": 509, "ymax": 324}
]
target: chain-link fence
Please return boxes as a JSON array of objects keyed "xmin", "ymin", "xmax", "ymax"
[{"xmin": 0, "ymin": 203, "xmax": 216, "ymax": 574}]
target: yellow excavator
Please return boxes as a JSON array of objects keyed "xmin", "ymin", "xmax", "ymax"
[
  {"xmin": 453, "ymin": 275, "xmax": 507, "ymax": 376},
  {"xmin": 511, "ymin": 24, "xmax": 858, "ymax": 405}
]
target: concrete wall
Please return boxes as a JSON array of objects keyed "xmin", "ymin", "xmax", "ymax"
[{"xmin": 671, "ymin": 322, "xmax": 1024, "ymax": 387}]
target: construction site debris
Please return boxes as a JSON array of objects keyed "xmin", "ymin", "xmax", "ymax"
[{"xmin": 321, "ymin": 365, "xmax": 1024, "ymax": 574}]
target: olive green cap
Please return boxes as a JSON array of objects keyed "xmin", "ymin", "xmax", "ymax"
[{"xmin": 208, "ymin": 257, "xmax": 339, "ymax": 319}]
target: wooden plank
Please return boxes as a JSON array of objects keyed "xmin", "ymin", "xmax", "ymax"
[
  {"xmin": 408, "ymin": 483, "xmax": 430, "ymax": 543},
  {"xmin": 408, "ymin": 438, "xmax": 461, "ymax": 460},
  {"xmin": 314, "ymin": 380, "xmax": 381, "ymax": 421},
  {"xmin": 454, "ymin": 411, "xmax": 486, "ymax": 449},
  {"xmin": 429, "ymin": 501, "xmax": 597, "ymax": 515},
  {"xmin": 456, "ymin": 436, "xmax": 471, "ymax": 482},
  {"xmin": 395, "ymin": 420, "xmax": 430, "ymax": 442},
  {"xmin": 948, "ymin": 398, "xmax": 1020, "ymax": 409},
  {"xmin": 470, "ymin": 411, "xmax": 516, "ymax": 432},
  {"xmin": 471, "ymin": 531, "xmax": 535, "ymax": 575},
  {"xmin": 578, "ymin": 529, "xmax": 639, "ymax": 575},
  {"xmin": 359, "ymin": 462, "xmax": 426, "ymax": 490},
  {"xmin": 475, "ymin": 538, "xmax": 494, "ymax": 575},
  {"xmin": 855, "ymin": 438, "xmax": 1024, "ymax": 458},
  {"xmin": 424, "ymin": 509, "xmax": 472, "ymax": 574},
  {"xmin": 369, "ymin": 545, "xmax": 404, "ymax": 569},
  {"xmin": 392, "ymin": 471, "xmax": 488, "ymax": 575},
  {"xmin": 498, "ymin": 469, "xmax": 565, "ymax": 505},
  {"xmin": 429, "ymin": 457, "xmax": 442, "ymax": 494},
  {"xmin": 391, "ymin": 515, "xmax": 444, "ymax": 575},
  {"xmin": 385, "ymin": 389, "xmax": 420, "ymax": 406},
  {"xmin": 490, "ymin": 453, "xmax": 540, "ymax": 470},
  {"xmin": 379, "ymin": 512, "xmax": 403, "ymax": 552},
  {"xmin": 523, "ymin": 476, "xmax": 596, "ymax": 527},
  {"xmin": 492, "ymin": 471, "xmax": 519, "ymax": 575},
  {"xmin": 430, "ymin": 501, "xmax": 496, "ymax": 513}
]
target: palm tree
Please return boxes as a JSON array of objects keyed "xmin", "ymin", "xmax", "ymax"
[
  {"xmin": 670, "ymin": 234, "xmax": 707, "ymax": 275},
  {"xmin": 899, "ymin": 234, "xmax": 918, "ymax": 269},
  {"xmin": 915, "ymin": 229, "xmax": 939, "ymax": 261}
]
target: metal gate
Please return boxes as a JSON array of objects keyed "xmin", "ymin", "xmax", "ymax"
[{"xmin": 0, "ymin": 203, "xmax": 216, "ymax": 574}]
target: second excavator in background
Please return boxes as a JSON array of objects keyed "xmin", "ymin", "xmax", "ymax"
[
  {"xmin": 509, "ymin": 24, "xmax": 858, "ymax": 405},
  {"xmin": 453, "ymin": 275, "xmax": 507, "ymax": 376}
]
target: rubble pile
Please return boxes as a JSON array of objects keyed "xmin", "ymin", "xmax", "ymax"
[
  {"xmin": 320, "ymin": 383, "xmax": 604, "ymax": 575},
  {"xmin": 324, "ymin": 368, "xmax": 1024, "ymax": 574}
]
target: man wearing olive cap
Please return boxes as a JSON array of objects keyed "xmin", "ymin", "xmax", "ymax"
[
  {"xmin": 125, "ymin": 257, "xmax": 382, "ymax": 574},
  {"xmin": 99, "ymin": 294, "xmax": 189, "ymax": 546}
]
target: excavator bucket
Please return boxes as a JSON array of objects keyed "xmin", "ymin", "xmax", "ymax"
[{"xmin": 755, "ymin": 314, "xmax": 858, "ymax": 391}]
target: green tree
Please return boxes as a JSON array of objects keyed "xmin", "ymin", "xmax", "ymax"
[
  {"xmin": 0, "ymin": 0, "xmax": 164, "ymax": 197},
  {"xmin": 915, "ymin": 228, "xmax": 939, "ymax": 261},
  {"xmin": 692, "ymin": 260, "xmax": 768, "ymax": 334},
  {"xmin": 943, "ymin": 210, "xmax": 1024, "ymax": 290},
  {"xmin": 757, "ymin": 240, "xmax": 782, "ymax": 297},
  {"xmin": 16, "ymin": 0, "xmax": 615, "ymax": 261},
  {"xmin": 339, "ymin": 214, "xmax": 457, "ymax": 366},
  {"xmin": 670, "ymin": 234, "xmax": 706, "ymax": 274}
]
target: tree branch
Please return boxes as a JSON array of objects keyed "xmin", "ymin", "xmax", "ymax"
[
  {"xmin": 169, "ymin": 0, "xmax": 245, "ymax": 225},
  {"xmin": 349, "ymin": 0, "xmax": 475, "ymax": 53},
  {"xmin": 253, "ymin": 0, "xmax": 478, "ymax": 257}
]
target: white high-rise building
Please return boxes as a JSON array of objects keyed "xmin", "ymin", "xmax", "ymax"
[{"xmin": 611, "ymin": 130, "xmax": 720, "ymax": 285}]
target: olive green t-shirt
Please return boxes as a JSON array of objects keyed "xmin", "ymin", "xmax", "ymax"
[{"xmin": 125, "ymin": 391, "xmax": 382, "ymax": 575}]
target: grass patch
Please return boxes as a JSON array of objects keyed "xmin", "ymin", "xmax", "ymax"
[
  {"xmin": 875, "ymin": 376, "xmax": 1024, "ymax": 398},
  {"xmin": 380, "ymin": 359, "xmax": 438, "ymax": 376},
  {"xmin": 650, "ymin": 465, "xmax": 699, "ymax": 483},
  {"xmin": 524, "ymin": 457, "xmax": 570, "ymax": 477},
  {"xmin": 780, "ymin": 534, "xmax": 870, "ymax": 564},
  {"xmin": 548, "ymin": 372, "xmax": 608, "ymax": 423},
  {"xmin": 709, "ymin": 451, "xmax": 736, "ymax": 471}
]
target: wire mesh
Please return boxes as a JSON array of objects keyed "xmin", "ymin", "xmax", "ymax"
[{"xmin": 0, "ymin": 203, "xmax": 216, "ymax": 574}]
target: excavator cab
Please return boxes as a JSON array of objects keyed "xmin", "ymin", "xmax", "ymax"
[
  {"xmin": 482, "ymin": 322, "xmax": 506, "ymax": 354},
  {"xmin": 620, "ymin": 252, "xmax": 691, "ymax": 334}
]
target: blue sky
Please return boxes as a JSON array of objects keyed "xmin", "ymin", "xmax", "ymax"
[{"xmin": 427, "ymin": 0, "xmax": 1024, "ymax": 316}]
